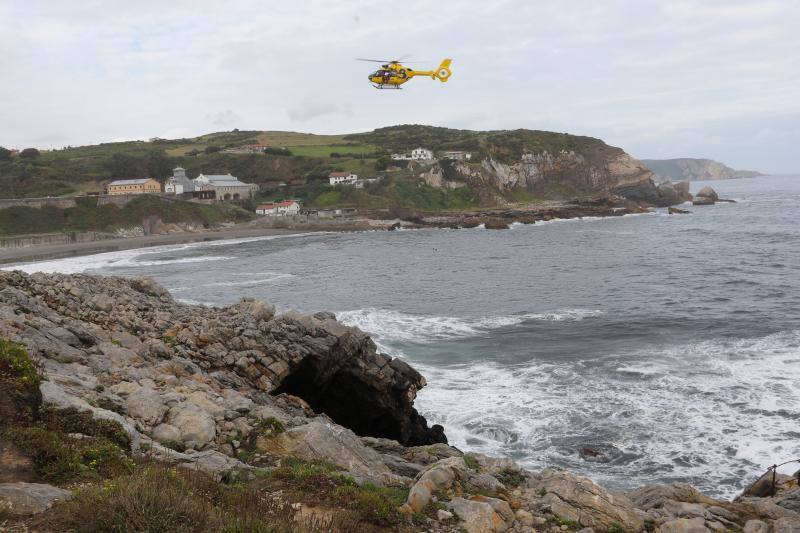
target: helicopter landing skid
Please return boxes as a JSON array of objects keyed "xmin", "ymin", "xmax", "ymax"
[{"xmin": 372, "ymin": 84, "xmax": 402, "ymax": 90}]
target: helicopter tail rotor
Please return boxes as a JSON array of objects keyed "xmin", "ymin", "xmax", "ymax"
[{"xmin": 434, "ymin": 58, "xmax": 453, "ymax": 82}]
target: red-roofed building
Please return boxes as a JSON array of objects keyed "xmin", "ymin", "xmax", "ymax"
[{"xmin": 256, "ymin": 200, "xmax": 300, "ymax": 216}]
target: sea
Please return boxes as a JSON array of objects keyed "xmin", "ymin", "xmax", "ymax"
[{"xmin": 7, "ymin": 175, "xmax": 800, "ymax": 498}]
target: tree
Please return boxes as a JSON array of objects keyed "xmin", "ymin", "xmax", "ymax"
[
  {"xmin": 106, "ymin": 153, "xmax": 144, "ymax": 177},
  {"xmin": 19, "ymin": 148, "xmax": 40, "ymax": 159},
  {"xmin": 204, "ymin": 145, "xmax": 221, "ymax": 154},
  {"xmin": 0, "ymin": 147, "xmax": 11, "ymax": 161},
  {"xmin": 145, "ymin": 151, "xmax": 174, "ymax": 181}
]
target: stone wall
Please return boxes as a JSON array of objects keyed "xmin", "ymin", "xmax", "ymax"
[
  {"xmin": 0, "ymin": 197, "xmax": 77, "ymax": 210},
  {"xmin": 0, "ymin": 231, "xmax": 116, "ymax": 250}
]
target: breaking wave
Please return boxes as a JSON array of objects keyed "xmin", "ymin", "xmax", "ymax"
[
  {"xmin": 414, "ymin": 329, "xmax": 800, "ymax": 499},
  {"xmin": 337, "ymin": 308, "xmax": 603, "ymax": 344}
]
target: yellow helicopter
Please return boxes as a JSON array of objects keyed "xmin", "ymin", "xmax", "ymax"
[{"xmin": 357, "ymin": 58, "xmax": 452, "ymax": 89}]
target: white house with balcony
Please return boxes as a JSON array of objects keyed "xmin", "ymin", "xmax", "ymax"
[
  {"xmin": 328, "ymin": 171, "xmax": 358, "ymax": 186},
  {"xmin": 411, "ymin": 147, "xmax": 433, "ymax": 161}
]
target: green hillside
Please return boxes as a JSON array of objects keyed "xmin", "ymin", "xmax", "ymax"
[{"xmin": 0, "ymin": 125, "xmax": 635, "ymax": 216}]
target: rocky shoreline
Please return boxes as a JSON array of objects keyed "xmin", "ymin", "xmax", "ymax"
[
  {"xmin": 1, "ymin": 188, "xmax": 692, "ymax": 266},
  {"xmin": 1, "ymin": 271, "xmax": 793, "ymax": 532}
]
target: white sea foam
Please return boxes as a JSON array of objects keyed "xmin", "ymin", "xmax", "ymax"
[
  {"xmin": 337, "ymin": 308, "xmax": 603, "ymax": 344},
  {"xmin": 2, "ymin": 232, "xmax": 325, "ymax": 274},
  {"xmin": 413, "ymin": 329, "xmax": 800, "ymax": 498}
]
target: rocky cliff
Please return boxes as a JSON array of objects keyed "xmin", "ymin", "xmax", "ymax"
[
  {"xmin": 1, "ymin": 272, "xmax": 796, "ymax": 532},
  {"xmin": 360, "ymin": 126, "xmax": 689, "ymax": 207},
  {"xmin": 641, "ymin": 158, "xmax": 763, "ymax": 181}
]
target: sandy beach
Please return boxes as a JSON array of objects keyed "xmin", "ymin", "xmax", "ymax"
[{"xmin": 0, "ymin": 226, "xmax": 311, "ymax": 266}]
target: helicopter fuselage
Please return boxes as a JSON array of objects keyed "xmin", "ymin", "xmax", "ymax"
[{"xmin": 368, "ymin": 59, "xmax": 452, "ymax": 89}]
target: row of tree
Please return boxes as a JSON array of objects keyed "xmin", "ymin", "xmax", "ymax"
[{"xmin": 0, "ymin": 147, "xmax": 40, "ymax": 161}]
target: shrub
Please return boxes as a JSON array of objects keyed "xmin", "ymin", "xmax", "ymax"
[
  {"xmin": 259, "ymin": 416, "xmax": 285, "ymax": 434},
  {"xmin": 39, "ymin": 463, "xmax": 297, "ymax": 533},
  {"xmin": 497, "ymin": 468, "xmax": 525, "ymax": 487},
  {"xmin": 39, "ymin": 406, "xmax": 131, "ymax": 449},
  {"xmin": 331, "ymin": 482, "xmax": 407, "ymax": 526},
  {"xmin": 463, "ymin": 455, "xmax": 480, "ymax": 471},
  {"xmin": 0, "ymin": 338, "xmax": 42, "ymax": 425},
  {"xmin": 4, "ymin": 427, "xmax": 133, "ymax": 482},
  {"xmin": 0, "ymin": 338, "xmax": 41, "ymax": 388},
  {"xmin": 270, "ymin": 457, "xmax": 344, "ymax": 490}
]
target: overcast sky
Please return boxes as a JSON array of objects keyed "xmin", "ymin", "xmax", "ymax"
[{"xmin": 1, "ymin": 0, "xmax": 798, "ymax": 172}]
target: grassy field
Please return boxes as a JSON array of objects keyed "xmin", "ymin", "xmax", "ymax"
[{"xmin": 290, "ymin": 144, "xmax": 376, "ymax": 158}]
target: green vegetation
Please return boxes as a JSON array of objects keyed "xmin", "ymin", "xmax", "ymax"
[
  {"xmin": 259, "ymin": 416, "xmax": 286, "ymax": 434},
  {"xmin": 39, "ymin": 463, "xmax": 288, "ymax": 533},
  {"xmin": 5, "ymin": 426, "xmax": 133, "ymax": 482},
  {"xmin": 0, "ymin": 338, "xmax": 42, "ymax": 425},
  {"xmin": 38, "ymin": 406, "xmax": 131, "ymax": 449},
  {"xmin": 556, "ymin": 518, "xmax": 583, "ymax": 530},
  {"xmin": 496, "ymin": 469, "xmax": 525, "ymax": 487},
  {"xmin": 1, "ymin": 125, "xmax": 621, "ymax": 216},
  {"xmin": 332, "ymin": 483, "xmax": 408, "ymax": 526},
  {"xmin": 0, "ymin": 195, "xmax": 252, "ymax": 236},
  {"xmin": 345, "ymin": 124, "xmax": 616, "ymax": 164},
  {"xmin": 463, "ymin": 455, "xmax": 480, "ymax": 472},
  {"xmin": 0, "ymin": 338, "xmax": 41, "ymax": 389}
]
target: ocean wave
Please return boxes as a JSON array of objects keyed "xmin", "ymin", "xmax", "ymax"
[
  {"xmin": 337, "ymin": 308, "xmax": 603, "ymax": 344},
  {"xmin": 3, "ymin": 231, "xmax": 329, "ymax": 275},
  {"xmin": 413, "ymin": 329, "xmax": 800, "ymax": 498}
]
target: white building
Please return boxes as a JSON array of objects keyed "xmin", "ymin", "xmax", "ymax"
[
  {"xmin": 411, "ymin": 147, "xmax": 433, "ymax": 161},
  {"xmin": 328, "ymin": 172, "xmax": 358, "ymax": 186},
  {"xmin": 391, "ymin": 147, "xmax": 433, "ymax": 161},
  {"xmin": 164, "ymin": 167, "xmax": 195, "ymax": 194},
  {"xmin": 256, "ymin": 200, "xmax": 300, "ymax": 216},
  {"xmin": 442, "ymin": 151, "xmax": 472, "ymax": 161},
  {"xmin": 193, "ymin": 173, "xmax": 258, "ymax": 200}
]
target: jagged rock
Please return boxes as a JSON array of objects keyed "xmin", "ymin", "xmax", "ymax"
[
  {"xmin": 773, "ymin": 517, "xmax": 800, "ymax": 533},
  {"xmin": 449, "ymin": 495, "xmax": 513, "ymax": 533},
  {"xmin": 695, "ymin": 186, "xmax": 719, "ymax": 201},
  {"xmin": 628, "ymin": 483, "xmax": 719, "ymax": 510},
  {"xmin": 741, "ymin": 472, "xmax": 795, "ymax": 498},
  {"xmin": 775, "ymin": 489, "xmax": 800, "ymax": 513},
  {"xmin": 657, "ymin": 181, "xmax": 680, "ymax": 204},
  {"xmin": 657, "ymin": 517, "xmax": 710, "ymax": 533},
  {"xmin": 669, "ymin": 207, "xmax": 691, "ymax": 214},
  {"xmin": 125, "ymin": 387, "xmax": 167, "ymax": 426},
  {"xmin": 516, "ymin": 508, "xmax": 535, "ymax": 526},
  {"xmin": 0, "ymin": 482, "xmax": 72, "ymax": 515},
  {"xmin": 255, "ymin": 418, "xmax": 394, "ymax": 482},
  {"xmin": 739, "ymin": 497, "xmax": 800, "ymax": 519},
  {"xmin": 405, "ymin": 456, "xmax": 468, "ymax": 512},
  {"xmin": 152, "ymin": 423, "xmax": 181, "ymax": 443},
  {"xmin": 168, "ymin": 403, "xmax": 216, "ymax": 447},
  {"xmin": 743, "ymin": 520, "xmax": 769, "ymax": 533},
  {"xmin": 530, "ymin": 469, "xmax": 644, "ymax": 532},
  {"xmin": 692, "ymin": 196, "xmax": 715, "ymax": 206},
  {"xmin": 437, "ymin": 508, "xmax": 454, "ymax": 521}
]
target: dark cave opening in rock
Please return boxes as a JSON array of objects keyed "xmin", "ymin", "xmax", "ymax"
[{"xmin": 271, "ymin": 356, "xmax": 445, "ymax": 446}]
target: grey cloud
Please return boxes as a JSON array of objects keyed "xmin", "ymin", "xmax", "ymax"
[
  {"xmin": 0, "ymin": 0, "xmax": 797, "ymax": 172},
  {"xmin": 206, "ymin": 110, "xmax": 240, "ymax": 126}
]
